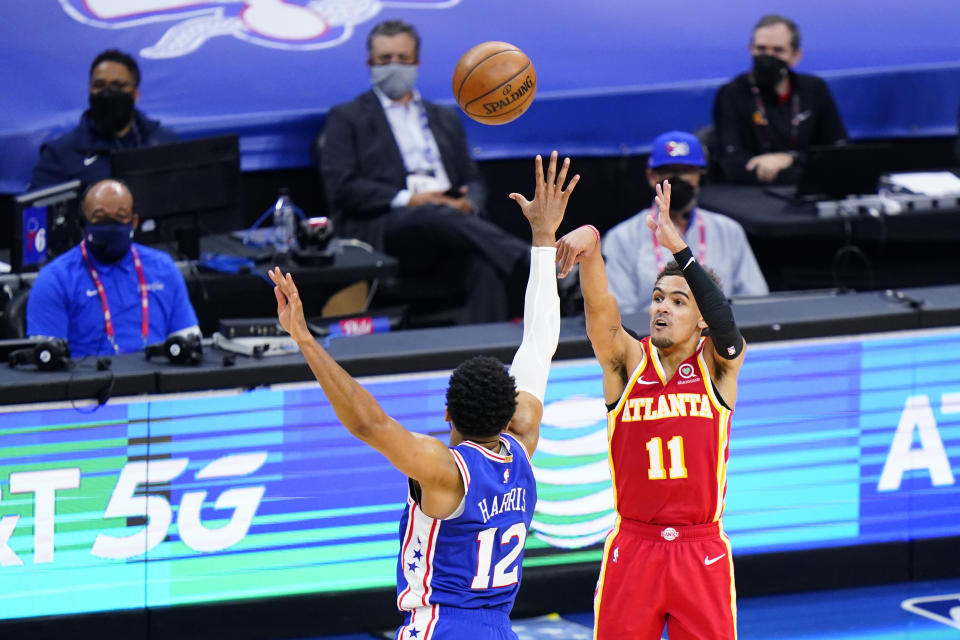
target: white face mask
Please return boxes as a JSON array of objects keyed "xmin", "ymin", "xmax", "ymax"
[{"xmin": 370, "ymin": 63, "xmax": 418, "ymax": 100}]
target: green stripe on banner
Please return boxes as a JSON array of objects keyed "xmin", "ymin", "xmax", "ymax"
[
  {"xmin": 160, "ymin": 521, "xmax": 398, "ymax": 559},
  {"xmin": 0, "ymin": 419, "xmax": 136, "ymax": 437},
  {"xmin": 251, "ymin": 501, "xmax": 401, "ymax": 524},
  {"xmin": 1, "ymin": 456, "xmax": 127, "ymax": 476},
  {"xmin": 149, "ymin": 557, "xmax": 397, "ymax": 605},
  {"xmin": 0, "ymin": 437, "xmax": 129, "ymax": 459},
  {"xmin": 533, "ymin": 454, "xmax": 608, "ymax": 469},
  {"xmin": 523, "ymin": 550, "xmax": 603, "ymax": 567},
  {"xmin": 536, "ymin": 483, "xmax": 611, "ymax": 500},
  {"xmin": 152, "ymin": 541, "xmax": 399, "ymax": 599},
  {"xmin": 533, "ymin": 512, "xmax": 610, "ymax": 526}
]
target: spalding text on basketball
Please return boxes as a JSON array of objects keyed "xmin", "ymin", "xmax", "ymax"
[{"xmin": 482, "ymin": 75, "xmax": 535, "ymax": 115}]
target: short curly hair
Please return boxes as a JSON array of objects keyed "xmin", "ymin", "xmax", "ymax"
[
  {"xmin": 445, "ymin": 355, "xmax": 517, "ymax": 441},
  {"xmin": 90, "ymin": 49, "xmax": 141, "ymax": 88}
]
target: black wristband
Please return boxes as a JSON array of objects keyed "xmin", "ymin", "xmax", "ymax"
[{"xmin": 673, "ymin": 246, "xmax": 695, "ymax": 271}]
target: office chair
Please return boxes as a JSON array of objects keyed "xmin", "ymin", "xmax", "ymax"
[
  {"xmin": 2, "ymin": 286, "xmax": 30, "ymax": 339},
  {"xmin": 314, "ymin": 131, "xmax": 469, "ymax": 328}
]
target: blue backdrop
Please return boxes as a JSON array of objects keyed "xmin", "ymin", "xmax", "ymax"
[{"xmin": 2, "ymin": 0, "xmax": 959, "ymax": 193}]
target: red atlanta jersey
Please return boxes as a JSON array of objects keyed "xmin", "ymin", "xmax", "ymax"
[{"xmin": 607, "ymin": 336, "xmax": 732, "ymax": 525}]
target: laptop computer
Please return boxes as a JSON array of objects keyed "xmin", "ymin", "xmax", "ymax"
[{"xmin": 765, "ymin": 142, "xmax": 894, "ymax": 203}]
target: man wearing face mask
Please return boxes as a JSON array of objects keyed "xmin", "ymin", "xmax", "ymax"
[
  {"xmin": 28, "ymin": 49, "xmax": 178, "ymax": 190},
  {"xmin": 603, "ymin": 131, "xmax": 767, "ymax": 314},
  {"xmin": 25, "ymin": 179, "xmax": 200, "ymax": 358},
  {"xmin": 320, "ymin": 20, "xmax": 531, "ymax": 324},
  {"xmin": 713, "ymin": 15, "xmax": 847, "ymax": 184}
]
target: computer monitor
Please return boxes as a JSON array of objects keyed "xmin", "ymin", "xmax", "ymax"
[
  {"xmin": 111, "ymin": 135, "xmax": 242, "ymax": 256},
  {"xmin": 798, "ymin": 142, "xmax": 895, "ymax": 199},
  {"xmin": 11, "ymin": 180, "xmax": 82, "ymax": 272},
  {"xmin": 797, "ymin": 142, "xmax": 892, "ymax": 199},
  {"xmin": 766, "ymin": 142, "xmax": 895, "ymax": 203}
]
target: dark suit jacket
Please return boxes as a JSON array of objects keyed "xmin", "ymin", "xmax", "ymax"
[{"xmin": 319, "ymin": 90, "xmax": 486, "ymax": 249}]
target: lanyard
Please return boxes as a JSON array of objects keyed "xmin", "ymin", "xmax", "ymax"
[
  {"xmin": 413, "ymin": 98, "xmax": 440, "ymax": 174},
  {"xmin": 749, "ymin": 75, "xmax": 800, "ymax": 150},
  {"xmin": 650, "ymin": 207, "xmax": 706, "ymax": 274},
  {"xmin": 80, "ymin": 241, "xmax": 149, "ymax": 353}
]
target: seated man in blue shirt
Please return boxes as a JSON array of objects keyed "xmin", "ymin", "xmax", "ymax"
[
  {"xmin": 29, "ymin": 49, "xmax": 178, "ymax": 190},
  {"xmin": 26, "ymin": 179, "xmax": 200, "ymax": 358},
  {"xmin": 603, "ymin": 131, "xmax": 768, "ymax": 315}
]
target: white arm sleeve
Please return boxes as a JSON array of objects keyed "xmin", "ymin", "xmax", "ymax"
[{"xmin": 509, "ymin": 246, "xmax": 560, "ymax": 404}]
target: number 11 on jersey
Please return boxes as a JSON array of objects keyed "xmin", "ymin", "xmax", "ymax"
[{"xmin": 646, "ymin": 435, "xmax": 688, "ymax": 479}]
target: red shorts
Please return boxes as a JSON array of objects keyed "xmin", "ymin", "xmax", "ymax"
[{"xmin": 593, "ymin": 518, "xmax": 737, "ymax": 640}]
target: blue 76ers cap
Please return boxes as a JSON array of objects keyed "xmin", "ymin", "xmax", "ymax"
[{"xmin": 648, "ymin": 130, "xmax": 707, "ymax": 169}]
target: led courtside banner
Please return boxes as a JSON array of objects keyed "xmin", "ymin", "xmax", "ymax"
[{"xmin": 1, "ymin": 328, "xmax": 958, "ymax": 620}]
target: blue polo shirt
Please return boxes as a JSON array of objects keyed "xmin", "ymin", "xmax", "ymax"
[{"xmin": 26, "ymin": 243, "xmax": 199, "ymax": 358}]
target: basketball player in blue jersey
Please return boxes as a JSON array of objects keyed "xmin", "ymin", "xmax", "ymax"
[{"xmin": 269, "ymin": 151, "xmax": 579, "ymax": 640}]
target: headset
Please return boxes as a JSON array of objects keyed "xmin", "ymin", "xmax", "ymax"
[
  {"xmin": 145, "ymin": 334, "xmax": 203, "ymax": 365},
  {"xmin": 8, "ymin": 338, "xmax": 71, "ymax": 371}
]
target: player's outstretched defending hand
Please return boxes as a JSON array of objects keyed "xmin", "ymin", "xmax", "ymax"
[
  {"xmin": 268, "ymin": 267, "xmax": 312, "ymax": 343},
  {"xmin": 509, "ymin": 150, "xmax": 579, "ymax": 246},
  {"xmin": 645, "ymin": 180, "xmax": 686, "ymax": 254}
]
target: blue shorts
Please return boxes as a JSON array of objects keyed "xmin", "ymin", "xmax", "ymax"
[{"xmin": 395, "ymin": 604, "xmax": 516, "ymax": 640}]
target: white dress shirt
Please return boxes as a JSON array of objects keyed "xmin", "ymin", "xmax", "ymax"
[{"xmin": 373, "ymin": 87, "xmax": 452, "ymax": 207}]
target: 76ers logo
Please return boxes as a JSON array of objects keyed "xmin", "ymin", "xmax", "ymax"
[
  {"xmin": 665, "ymin": 141, "xmax": 690, "ymax": 158},
  {"xmin": 60, "ymin": 0, "xmax": 461, "ymax": 58}
]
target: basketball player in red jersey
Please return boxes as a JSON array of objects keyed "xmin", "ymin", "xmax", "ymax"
[{"xmin": 555, "ymin": 180, "xmax": 746, "ymax": 639}]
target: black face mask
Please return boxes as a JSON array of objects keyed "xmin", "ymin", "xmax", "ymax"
[
  {"xmin": 664, "ymin": 176, "xmax": 697, "ymax": 214},
  {"xmin": 88, "ymin": 89, "xmax": 135, "ymax": 137},
  {"xmin": 752, "ymin": 54, "xmax": 789, "ymax": 90}
]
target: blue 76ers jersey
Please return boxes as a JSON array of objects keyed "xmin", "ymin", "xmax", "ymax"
[{"xmin": 396, "ymin": 433, "xmax": 536, "ymax": 617}]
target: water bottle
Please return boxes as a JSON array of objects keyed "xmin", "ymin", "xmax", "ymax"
[{"xmin": 272, "ymin": 188, "xmax": 298, "ymax": 253}]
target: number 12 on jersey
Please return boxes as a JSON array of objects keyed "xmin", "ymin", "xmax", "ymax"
[
  {"xmin": 471, "ymin": 523, "xmax": 527, "ymax": 589},
  {"xmin": 646, "ymin": 435, "xmax": 688, "ymax": 479}
]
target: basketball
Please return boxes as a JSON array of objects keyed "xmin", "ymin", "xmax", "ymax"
[{"xmin": 452, "ymin": 42, "xmax": 536, "ymax": 125}]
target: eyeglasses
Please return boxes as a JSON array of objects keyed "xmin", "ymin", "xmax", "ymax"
[{"xmin": 90, "ymin": 80, "xmax": 135, "ymax": 92}]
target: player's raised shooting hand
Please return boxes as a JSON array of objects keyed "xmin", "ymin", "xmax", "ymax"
[
  {"xmin": 646, "ymin": 180, "xmax": 687, "ymax": 254},
  {"xmin": 268, "ymin": 267, "xmax": 312, "ymax": 344},
  {"xmin": 509, "ymin": 150, "xmax": 580, "ymax": 247}
]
